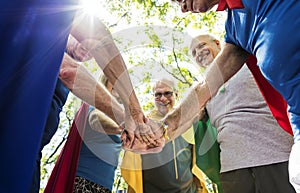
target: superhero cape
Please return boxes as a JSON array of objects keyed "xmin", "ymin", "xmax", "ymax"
[
  {"xmin": 216, "ymin": 0, "xmax": 292, "ymax": 136},
  {"xmin": 194, "ymin": 119, "xmax": 222, "ymax": 193},
  {"xmin": 246, "ymin": 55, "xmax": 292, "ymax": 135},
  {"xmin": 45, "ymin": 102, "xmax": 89, "ymax": 193},
  {"xmin": 216, "ymin": 0, "xmax": 244, "ymax": 11},
  {"xmin": 194, "ymin": 55, "xmax": 293, "ymax": 193}
]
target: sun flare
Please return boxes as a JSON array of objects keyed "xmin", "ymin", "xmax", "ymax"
[{"xmin": 79, "ymin": 0, "xmax": 101, "ymax": 16}]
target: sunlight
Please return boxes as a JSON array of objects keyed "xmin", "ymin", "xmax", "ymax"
[{"xmin": 79, "ymin": 0, "xmax": 102, "ymax": 16}]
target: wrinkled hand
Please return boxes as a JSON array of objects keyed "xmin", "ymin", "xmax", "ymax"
[
  {"xmin": 146, "ymin": 118, "xmax": 166, "ymax": 143},
  {"xmin": 121, "ymin": 129, "xmax": 165, "ymax": 154},
  {"xmin": 121, "ymin": 109, "xmax": 149, "ymax": 147},
  {"xmin": 134, "ymin": 118, "xmax": 156, "ymax": 146},
  {"xmin": 121, "ymin": 118, "xmax": 166, "ymax": 154}
]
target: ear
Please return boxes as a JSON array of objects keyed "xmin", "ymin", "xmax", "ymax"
[
  {"xmin": 214, "ymin": 39, "xmax": 221, "ymax": 49},
  {"xmin": 175, "ymin": 92, "xmax": 178, "ymax": 99}
]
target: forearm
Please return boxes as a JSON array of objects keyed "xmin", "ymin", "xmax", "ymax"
[
  {"xmin": 93, "ymin": 83, "xmax": 124, "ymax": 124},
  {"xmin": 59, "ymin": 54, "xmax": 124, "ymax": 123},
  {"xmin": 89, "ymin": 109, "xmax": 123, "ymax": 135},
  {"xmin": 164, "ymin": 43, "xmax": 249, "ymax": 139},
  {"xmin": 70, "ymin": 13, "xmax": 143, "ymax": 122},
  {"xmin": 204, "ymin": 43, "xmax": 249, "ymax": 96}
]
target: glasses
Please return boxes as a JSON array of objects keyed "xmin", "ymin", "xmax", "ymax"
[{"xmin": 154, "ymin": 91, "xmax": 174, "ymax": 99}]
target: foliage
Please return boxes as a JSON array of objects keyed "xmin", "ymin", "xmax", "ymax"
[{"xmin": 40, "ymin": 0, "xmax": 226, "ymax": 192}]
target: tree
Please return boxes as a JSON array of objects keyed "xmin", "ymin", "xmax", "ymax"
[{"xmin": 40, "ymin": 0, "xmax": 226, "ymax": 192}]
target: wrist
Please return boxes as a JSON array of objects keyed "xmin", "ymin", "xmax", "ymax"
[{"xmin": 126, "ymin": 105, "xmax": 144, "ymax": 123}]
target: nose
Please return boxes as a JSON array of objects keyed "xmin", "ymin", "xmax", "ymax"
[
  {"xmin": 159, "ymin": 94, "xmax": 168, "ymax": 102},
  {"xmin": 193, "ymin": 47, "xmax": 202, "ymax": 58}
]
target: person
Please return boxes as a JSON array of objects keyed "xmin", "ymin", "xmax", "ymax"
[
  {"xmin": 126, "ymin": 1, "xmax": 300, "ymax": 191},
  {"xmin": 73, "ymin": 75, "xmax": 123, "ymax": 193},
  {"xmin": 30, "ymin": 36, "xmax": 124, "ymax": 193},
  {"xmin": 0, "ymin": 3, "xmax": 147, "ymax": 192},
  {"xmin": 0, "ymin": 1, "xmax": 79, "ymax": 192},
  {"xmin": 177, "ymin": 1, "xmax": 300, "ymax": 191},
  {"xmin": 121, "ymin": 78, "xmax": 210, "ymax": 193},
  {"xmin": 190, "ymin": 34, "xmax": 295, "ymax": 193}
]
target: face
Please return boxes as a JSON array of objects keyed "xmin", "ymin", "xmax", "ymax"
[
  {"xmin": 190, "ymin": 35, "xmax": 221, "ymax": 68},
  {"xmin": 172, "ymin": 0, "xmax": 219, "ymax": 13},
  {"xmin": 154, "ymin": 82, "xmax": 176, "ymax": 116}
]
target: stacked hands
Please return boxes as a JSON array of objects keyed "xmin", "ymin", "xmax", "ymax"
[{"xmin": 120, "ymin": 114, "xmax": 167, "ymax": 154}]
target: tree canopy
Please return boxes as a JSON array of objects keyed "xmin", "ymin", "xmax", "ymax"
[{"xmin": 40, "ymin": 0, "xmax": 226, "ymax": 192}]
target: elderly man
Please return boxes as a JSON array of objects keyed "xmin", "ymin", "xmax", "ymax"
[
  {"xmin": 121, "ymin": 78, "xmax": 209, "ymax": 193},
  {"xmin": 191, "ymin": 34, "xmax": 295, "ymax": 193},
  {"xmin": 129, "ymin": 1, "xmax": 300, "ymax": 191}
]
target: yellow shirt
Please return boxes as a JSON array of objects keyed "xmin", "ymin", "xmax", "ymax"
[{"xmin": 121, "ymin": 109, "xmax": 210, "ymax": 193}]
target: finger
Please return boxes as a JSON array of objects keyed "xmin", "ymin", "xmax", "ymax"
[
  {"xmin": 121, "ymin": 129, "xmax": 135, "ymax": 148},
  {"xmin": 141, "ymin": 134, "xmax": 152, "ymax": 146},
  {"xmin": 141, "ymin": 125, "xmax": 156, "ymax": 145},
  {"xmin": 155, "ymin": 137, "xmax": 166, "ymax": 148},
  {"xmin": 120, "ymin": 131, "xmax": 127, "ymax": 142},
  {"xmin": 143, "ymin": 132, "xmax": 156, "ymax": 145},
  {"xmin": 134, "ymin": 128, "xmax": 143, "ymax": 142},
  {"xmin": 127, "ymin": 131, "xmax": 135, "ymax": 145},
  {"xmin": 137, "ymin": 146, "xmax": 163, "ymax": 154}
]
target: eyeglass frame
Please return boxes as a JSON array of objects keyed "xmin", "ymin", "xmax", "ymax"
[{"xmin": 154, "ymin": 91, "xmax": 174, "ymax": 99}]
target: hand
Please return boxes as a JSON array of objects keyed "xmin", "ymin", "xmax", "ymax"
[
  {"xmin": 121, "ymin": 109, "xmax": 145, "ymax": 147},
  {"xmin": 134, "ymin": 119, "xmax": 156, "ymax": 146},
  {"xmin": 133, "ymin": 118, "xmax": 166, "ymax": 147},
  {"xmin": 122, "ymin": 134, "xmax": 165, "ymax": 154}
]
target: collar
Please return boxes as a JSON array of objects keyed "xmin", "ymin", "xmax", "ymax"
[{"xmin": 216, "ymin": 0, "xmax": 244, "ymax": 11}]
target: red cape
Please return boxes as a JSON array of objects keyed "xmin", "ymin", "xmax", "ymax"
[
  {"xmin": 216, "ymin": 1, "xmax": 292, "ymax": 135},
  {"xmin": 44, "ymin": 103, "xmax": 89, "ymax": 193},
  {"xmin": 246, "ymin": 56, "xmax": 292, "ymax": 135}
]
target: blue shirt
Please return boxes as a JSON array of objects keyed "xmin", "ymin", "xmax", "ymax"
[
  {"xmin": 224, "ymin": 0, "xmax": 300, "ymax": 141},
  {"xmin": 0, "ymin": 1, "xmax": 77, "ymax": 192},
  {"xmin": 76, "ymin": 107, "xmax": 122, "ymax": 190}
]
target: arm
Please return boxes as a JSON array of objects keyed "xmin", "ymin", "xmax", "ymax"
[
  {"xmin": 89, "ymin": 109, "xmax": 123, "ymax": 134},
  {"xmin": 59, "ymin": 53, "xmax": 124, "ymax": 123},
  {"xmin": 164, "ymin": 43, "xmax": 250, "ymax": 140},
  {"xmin": 70, "ymin": 13, "xmax": 143, "ymax": 119},
  {"xmin": 69, "ymin": 12, "xmax": 151, "ymax": 144}
]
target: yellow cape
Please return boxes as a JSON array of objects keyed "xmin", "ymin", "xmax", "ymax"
[{"xmin": 121, "ymin": 109, "xmax": 210, "ymax": 193}]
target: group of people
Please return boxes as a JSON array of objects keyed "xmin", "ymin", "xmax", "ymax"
[{"xmin": 2, "ymin": 0, "xmax": 300, "ymax": 193}]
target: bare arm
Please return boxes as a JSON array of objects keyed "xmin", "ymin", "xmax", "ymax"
[
  {"xmin": 59, "ymin": 53, "xmax": 124, "ymax": 123},
  {"xmin": 69, "ymin": 12, "xmax": 144, "ymax": 123},
  {"xmin": 89, "ymin": 109, "xmax": 123, "ymax": 134},
  {"xmin": 164, "ymin": 43, "xmax": 250, "ymax": 140},
  {"xmin": 69, "ymin": 12, "xmax": 153, "ymax": 146}
]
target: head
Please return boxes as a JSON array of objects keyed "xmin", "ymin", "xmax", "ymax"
[
  {"xmin": 171, "ymin": 0, "xmax": 219, "ymax": 13},
  {"xmin": 190, "ymin": 34, "xmax": 221, "ymax": 68},
  {"xmin": 153, "ymin": 78, "xmax": 178, "ymax": 115},
  {"xmin": 66, "ymin": 35, "xmax": 93, "ymax": 62},
  {"xmin": 99, "ymin": 75, "xmax": 122, "ymax": 103}
]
